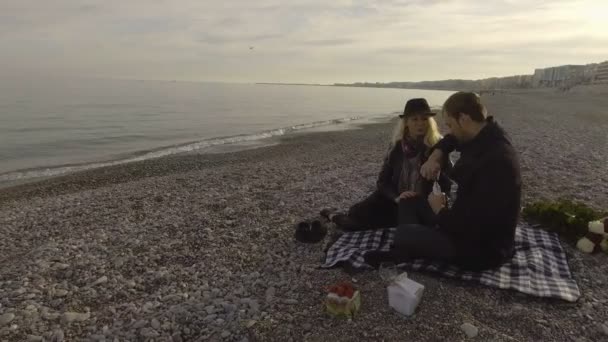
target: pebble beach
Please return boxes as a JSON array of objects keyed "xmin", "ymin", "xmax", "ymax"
[{"xmin": 1, "ymin": 89, "xmax": 608, "ymax": 342}]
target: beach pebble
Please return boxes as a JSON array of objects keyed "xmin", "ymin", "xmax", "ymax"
[
  {"xmin": 247, "ymin": 299, "xmax": 260, "ymax": 312},
  {"xmin": 61, "ymin": 311, "xmax": 90, "ymax": 323},
  {"xmin": 92, "ymin": 276, "xmax": 108, "ymax": 286},
  {"xmin": 51, "ymin": 329, "xmax": 65, "ymax": 342},
  {"xmin": 163, "ymin": 294, "xmax": 182, "ymax": 302},
  {"xmin": 142, "ymin": 302, "xmax": 156, "ymax": 313},
  {"xmin": 151, "ymin": 318, "xmax": 161, "ymax": 330},
  {"xmin": 54, "ymin": 289, "xmax": 69, "ymax": 298},
  {"xmin": 0, "ymin": 313, "xmax": 15, "ymax": 326},
  {"xmin": 461, "ymin": 323, "xmax": 479, "ymax": 338},
  {"xmin": 42, "ymin": 312, "xmax": 60, "ymax": 321},
  {"xmin": 27, "ymin": 335, "xmax": 43, "ymax": 342},
  {"xmin": 265, "ymin": 287, "xmax": 276, "ymax": 303},
  {"xmin": 600, "ymin": 323, "xmax": 608, "ymax": 335},
  {"xmin": 89, "ymin": 334, "xmax": 106, "ymax": 341},
  {"xmin": 222, "ymin": 303, "xmax": 237, "ymax": 313},
  {"xmin": 132, "ymin": 319, "xmax": 148, "ymax": 329},
  {"xmin": 140, "ymin": 328, "xmax": 160, "ymax": 338},
  {"xmin": 13, "ymin": 288, "xmax": 27, "ymax": 296}
]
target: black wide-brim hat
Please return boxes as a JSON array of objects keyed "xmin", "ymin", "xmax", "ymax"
[{"xmin": 399, "ymin": 98, "xmax": 436, "ymax": 118}]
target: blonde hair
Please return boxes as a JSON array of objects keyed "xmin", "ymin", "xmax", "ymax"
[{"xmin": 390, "ymin": 116, "xmax": 442, "ymax": 148}]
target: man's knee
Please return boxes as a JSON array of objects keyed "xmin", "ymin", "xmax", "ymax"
[
  {"xmin": 393, "ymin": 224, "xmax": 428, "ymax": 248},
  {"xmin": 393, "ymin": 224, "xmax": 456, "ymax": 260}
]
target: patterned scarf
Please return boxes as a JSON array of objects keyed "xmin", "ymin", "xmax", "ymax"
[{"xmin": 398, "ymin": 138, "xmax": 426, "ymax": 193}]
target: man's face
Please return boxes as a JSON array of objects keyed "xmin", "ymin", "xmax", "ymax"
[{"xmin": 443, "ymin": 111, "xmax": 465, "ymax": 142}]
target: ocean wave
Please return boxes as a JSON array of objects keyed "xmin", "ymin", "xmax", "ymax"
[{"xmin": 0, "ymin": 115, "xmax": 368, "ymax": 183}]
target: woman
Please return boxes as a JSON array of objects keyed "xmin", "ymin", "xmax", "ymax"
[{"xmin": 323, "ymin": 98, "xmax": 452, "ymax": 231}]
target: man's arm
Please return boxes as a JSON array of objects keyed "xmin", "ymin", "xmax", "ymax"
[
  {"xmin": 432, "ymin": 134, "xmax": 459, "ymax": 155},
  {"xmin": 421, "ymin": 134, "xmax": 459, "ymax": 180},
  {"xmin": 436, "ymin": 158, "xmax": 520, "ymax": 236}
]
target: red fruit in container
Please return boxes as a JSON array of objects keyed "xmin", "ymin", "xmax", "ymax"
[
  {"xmin": 325, "ymin": 281, "xmax": 361, "ymax": 318},
  {"xmin": 344, "ymin": 288, "xmax": 354, "ymax": 299}
]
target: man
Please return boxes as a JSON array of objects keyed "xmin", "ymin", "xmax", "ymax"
[{"xmin": 365, "ymin": 92, "xmax": 522, "ymax": 271}]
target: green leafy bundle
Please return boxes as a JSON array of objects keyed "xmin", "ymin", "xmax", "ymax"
[{"xmin": 522, "ymin": 199, "xmax": 607, "ymax": 243}]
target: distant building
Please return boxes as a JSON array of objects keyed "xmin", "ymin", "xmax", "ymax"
[
  {"xmin": 593, "ymin": 61, "xmax": 608, "ymax": 83},
  {"xmin": 532, "ymin": 65, "xmax": 586, "ymax": 88}
]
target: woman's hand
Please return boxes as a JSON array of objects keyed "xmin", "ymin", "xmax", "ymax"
[{"xmin": 427, "ymin": 192, "xmax": 446, "ymax": 214}]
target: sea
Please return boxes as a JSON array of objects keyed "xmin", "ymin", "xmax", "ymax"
[{"xmin": 0, "ymin": 77, "xmax": 453, "ymax": 185}]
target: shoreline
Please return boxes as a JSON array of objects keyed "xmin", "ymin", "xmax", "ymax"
[
  {"xmin": 0, "ymin": 119, "xmax": 395, "ymax": 204},
  {"xmin": 1, "ymin": 90, "xmax": 608, "ymax": 341},
  {"xmin": 0, "ymin": 115, "xmax": 391, "ymax": 191}
]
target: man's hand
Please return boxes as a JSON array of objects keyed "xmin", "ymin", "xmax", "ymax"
[
  {"xmin": 421, "ymin": 149, "xmax": 443, "ymax": 180},
  {"xmin": 394, "ymin": 191, "xmax": 418, "ymax": 203},
  {"xmin": 427, "ymin": 192, "xmax": 446, "ymax": 214}
]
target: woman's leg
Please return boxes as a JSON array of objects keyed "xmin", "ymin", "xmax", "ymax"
[
  {"xmin": 397, "ymin": 196, "xmax": 437, "ymax": 226},
  {"xmin": 334, "ymin": 191, "xmax": 397, "ymax": 231},
  {"xmin": 397, "ymin": 197, "xmax": 420, "ymax": 225}
]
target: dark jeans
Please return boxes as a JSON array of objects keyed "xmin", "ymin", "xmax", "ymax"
[
  {"xmin": 397, "ymin": 196, "xmax": 437, "ymax": 227},
  {"xmin": 392, "ymin": 196, "xmax": 456, "ymax": 262},
  {"xmin": 343, "ymin": 193, "xmax": 458, "ymax": 266},
  {"xmin": 333, "ymin": 192, "xmax": 437, "ymax": 231},
  {"xmin": 392, "ymin": 224, "xmax": 457, "ymax": 262},
  {"xmin": 361, "ymin": 208, "xmax": 458, "ymax": 267},
  {"xmin": 332, "ymin": 191, "xmax": 398, "ymax": 231}
]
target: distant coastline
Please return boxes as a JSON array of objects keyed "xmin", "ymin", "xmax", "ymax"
[
  {"xmin": 256, "ymin": 82, "xmax": 328, "ymax": 86},
  {"xmin": 258, "ymin": 60, "xmax": 608, "ymax": 92},
  {"xmin": 335, "ymin": 60, "xmax": 607, "ymax": 91}
]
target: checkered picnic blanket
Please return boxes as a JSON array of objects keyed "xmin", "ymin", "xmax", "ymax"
[{"xmin": 322, "ymin": 223, "xmax": 581, "ymax": 302}]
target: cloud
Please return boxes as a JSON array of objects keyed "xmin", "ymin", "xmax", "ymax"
[
  {"xmin": 197, "ymin": 33, "xmax": 284, "ymax": 45},
  {"xmin": 300, "ymin": 39, "xmax": 357, "ymax": 46},
  {"xmin": 1, "ymin": 0, "xmax": 607, "ymax": 83}
]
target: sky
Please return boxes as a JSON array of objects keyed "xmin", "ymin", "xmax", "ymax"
[{"xmin": 2, "ymin": 0, "xmax": 608, "ymax": 83}]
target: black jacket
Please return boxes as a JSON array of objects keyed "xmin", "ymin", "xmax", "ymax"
[
  {"xmin": 376, "ymin": 139, "xmax": 452, "ymax": 202},
  {"xmin": 434, "ymin": 117, "xmax": 522, "ymax": 270}
]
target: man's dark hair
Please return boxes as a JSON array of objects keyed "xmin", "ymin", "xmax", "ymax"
[{"xmin": 443, "ymin": 92, "xmax": 487, "ymax": 122}]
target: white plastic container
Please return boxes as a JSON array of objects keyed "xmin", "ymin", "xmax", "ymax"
[{"xmin": 387, "ymin": 272, "xmax": 425, "ymax": 316}]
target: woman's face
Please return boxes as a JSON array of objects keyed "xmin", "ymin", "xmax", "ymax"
[{"xmin": 405, "ymin": 114, "xmax": 429, "ymax": 138}]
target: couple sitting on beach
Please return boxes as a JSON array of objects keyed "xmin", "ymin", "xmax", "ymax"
[{"xmin": 323, "ymin": 92, "xmax": 522, "ymax": 271}]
